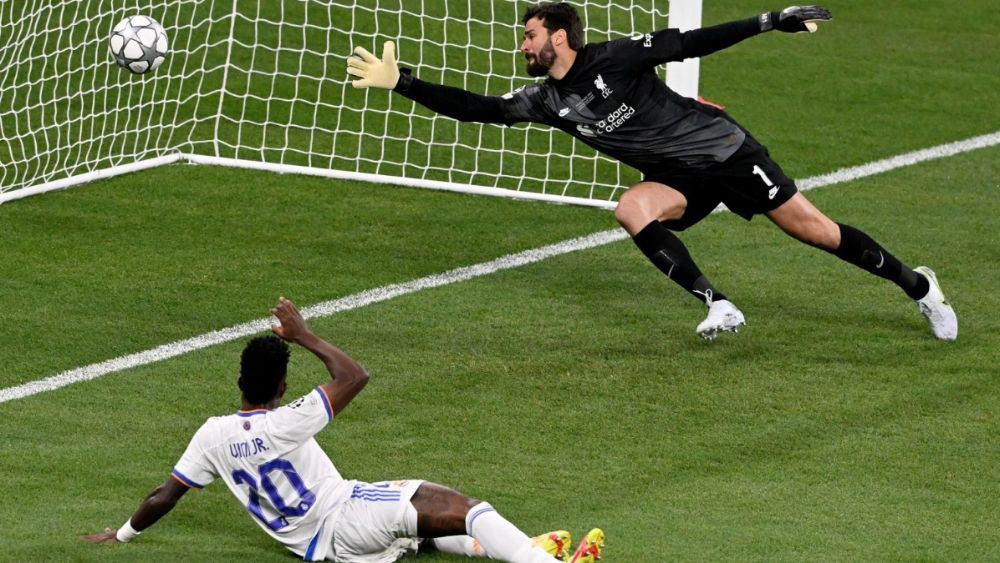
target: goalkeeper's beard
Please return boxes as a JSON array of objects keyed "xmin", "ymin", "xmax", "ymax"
[{"xmin": 524, "ymin": 38, "xmax": 556, "ymax": 77}]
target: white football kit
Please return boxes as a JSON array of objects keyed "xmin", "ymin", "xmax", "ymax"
[{"xmin": 172, "ymin": 386, "xmax": 421, "ymax": 562}]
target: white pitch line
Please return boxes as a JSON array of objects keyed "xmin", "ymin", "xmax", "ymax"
[
  {"xmin": 0, "ymin": 229, "xmax": 627, "ymax": 404},
  {"xmin": 2, "ymin": 130, "xmax": 998, "ymax": 404},
  {"xmin": 797, "ymin": 131, "xmax": 1000, "ymax": 191}
]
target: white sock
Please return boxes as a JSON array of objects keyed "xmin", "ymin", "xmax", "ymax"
[
  {"xmin": 431, "ymin": 535, "xmax": 486, "ymax": 557},
  {"xmin": 465, "ymin": 502, "xmax": 556, "ymax": 563}
]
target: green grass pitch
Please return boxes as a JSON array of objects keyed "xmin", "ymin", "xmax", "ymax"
[{"xmin": 1, "ymin": 0, "xmax": 998, "ymax": 561}]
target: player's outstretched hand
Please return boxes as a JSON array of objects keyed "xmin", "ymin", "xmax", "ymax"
[
  {"xmin": 82, "ymin": 528, "xmax": 120, "ymax": 544},
  {"xmin": 346, "ymin": 41, "xmax": 400, "ymax": 89},
  {"xmin": 271, "ymin": 296, "xmax": 311, "ymax": 343},
  {"xmin": 774, "ymin": 5, "xmax": 832, "ymax": 33}
]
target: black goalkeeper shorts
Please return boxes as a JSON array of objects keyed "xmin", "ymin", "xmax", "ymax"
[{"xmin": 643, "ymin": 135, "xmax": 798, "ymax": 231}]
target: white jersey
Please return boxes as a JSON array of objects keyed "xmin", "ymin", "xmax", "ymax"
[{"xmin": 172, "ymin": 386, "xmax": 354, "ymax": 560}]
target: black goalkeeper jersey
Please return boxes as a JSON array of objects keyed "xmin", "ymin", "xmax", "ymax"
[{"xmin": 395, "ymin": 16, "xmax": 764, "ymax": 173}]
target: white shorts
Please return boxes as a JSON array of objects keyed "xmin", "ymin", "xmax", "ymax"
[{"xmin": 327, "ymin": 479, "xmax": 424, "ymax": 563}]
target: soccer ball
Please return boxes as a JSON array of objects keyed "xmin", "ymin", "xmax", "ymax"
[{"xmin": 109, "ymin": 16, "xmax": 168, "ymax": 74}]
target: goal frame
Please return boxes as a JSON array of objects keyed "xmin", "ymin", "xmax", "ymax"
[{"xmin": 0, "ymin": 1, "xmax": 701, "ymax": 208}]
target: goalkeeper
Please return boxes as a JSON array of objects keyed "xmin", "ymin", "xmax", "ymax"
[{"xmin": 347, "ymin": 2, "xmax": 958, "ymax": 341}]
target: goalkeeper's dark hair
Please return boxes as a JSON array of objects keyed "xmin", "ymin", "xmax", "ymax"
[
  {"xmin": 523, "ymin": 2, "xmax": 584, "ymax": 50},
  {"xmin": 238, "ymin": 336, "xmax": 291, "ymax": 405}
]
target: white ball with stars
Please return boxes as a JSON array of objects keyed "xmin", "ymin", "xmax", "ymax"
[{"xmin": 108, "ymin": 15, "xmax": 168, "ymax": 74}]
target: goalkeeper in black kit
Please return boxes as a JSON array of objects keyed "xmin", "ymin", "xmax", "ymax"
[{"xmin": 347, "ymin": 2, "xmax": 958, "ymax": 341}]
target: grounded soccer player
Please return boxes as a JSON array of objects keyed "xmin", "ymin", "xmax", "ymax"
[
  {"xmin": 346, "ymin": 3, "xmax": 958, "ymax": 341},
  {"xmin": 83, "ymin": 297, "xmax": 605, "ymax": 563}
]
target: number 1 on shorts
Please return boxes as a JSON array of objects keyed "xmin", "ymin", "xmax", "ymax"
[{"xmin": 752, "ymin": 164, "xmax": 774, "ymax": 187}]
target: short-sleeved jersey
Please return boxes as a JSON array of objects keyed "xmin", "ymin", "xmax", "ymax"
[
  {"xmin": 172, "ymin": 387, "xmax": 352, "ymax": 560},
  {"xmin": 499, "ymin": 29, "xmax": 746, "ymax": 171}
]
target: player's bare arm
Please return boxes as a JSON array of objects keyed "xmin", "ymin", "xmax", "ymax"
[
  {"xmin": 270, "ymin": 296, "xmax": 369, "ymax": 414},
  {"xmin": 82, "ymin": 476, "xmax": 189, "ymax": 544}
]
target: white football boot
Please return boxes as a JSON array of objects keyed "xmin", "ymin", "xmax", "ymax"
[
  {"xmin": 914, "ymin": 266, "xmax": 957, "ymax": 341},
  {"xmin": 695, "ymin": 293, "xmax": 746, "ymax": 340}
]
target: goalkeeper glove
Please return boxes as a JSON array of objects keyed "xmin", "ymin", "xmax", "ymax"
[
  {"xmin": 759, "ymin": 5, "xmax": 832, "ymax": 33},
  {"xmin": 346, "ymin": 41, "xmax": 399, "ymax": 89}
]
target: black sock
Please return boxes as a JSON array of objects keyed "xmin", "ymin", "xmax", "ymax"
[
  {"xmin": 832, "ymin": 223, "xmax": 928, "ymax": 299},
  {"xmin": 631, "ymin": 220, "xmax": 726, "ymax": 305}
]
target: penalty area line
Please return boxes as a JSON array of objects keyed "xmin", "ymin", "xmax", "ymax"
[{"xmin": 1, "ymin": 130, "xmax": 997, "ymax": 404}]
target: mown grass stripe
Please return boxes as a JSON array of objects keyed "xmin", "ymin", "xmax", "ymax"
[{"xmin": 2, "ymin": 130, "xmax": 997, "ymax": 404}]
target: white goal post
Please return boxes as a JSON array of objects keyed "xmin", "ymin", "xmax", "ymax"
[{"xmin": 0, "ymin": 0, "xmax": 700, "ymax": 208}]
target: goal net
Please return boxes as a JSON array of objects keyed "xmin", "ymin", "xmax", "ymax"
[{"xmin": 1, "ymin": 0, "xmax": 697, "ymax": 207}]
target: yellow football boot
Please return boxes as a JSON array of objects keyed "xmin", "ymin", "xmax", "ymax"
[
  {"xmin": 532, "ymin": 530, "xmax": 573, "ymax": 560},
  {"xmin": 567, "ymin": 528, "xmax": 604, "ymax": 563}
]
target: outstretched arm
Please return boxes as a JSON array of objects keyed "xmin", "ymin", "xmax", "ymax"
[
  {"xmin": 675, "ymin": 16, "xmax": 763, "ymax": 60},
  {"xmin": 270, "ymin": 297, "xmax": 369, "ymax": 415},
  {"xmin": 394, "ymin": 70, "xmax": 510, "ymax": 124},
  {"xmin": 82, "ymin": 477, "xmax": 189, "ymax": 544},
  {"xmin": 347, "ymin": 41, "xmax": 510, "ymax": 124},
  {"xmin": 637, "ymin": 5, "xmax": 832, "ymax": 64}
]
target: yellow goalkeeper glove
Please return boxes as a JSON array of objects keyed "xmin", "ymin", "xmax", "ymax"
[{"xmin": 346, "ymin": 41, "xmax": 399, "ymax": 89}]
